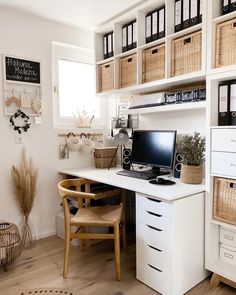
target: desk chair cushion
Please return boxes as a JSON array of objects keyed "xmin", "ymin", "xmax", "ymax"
[{"xmin": 70, "ymin": 204, "xmax": 122, "ymax": 226}]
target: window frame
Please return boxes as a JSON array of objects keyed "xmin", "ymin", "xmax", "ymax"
[{"xmin": 52, "ymin": 42, "xmax": 107, "ymax": 129}]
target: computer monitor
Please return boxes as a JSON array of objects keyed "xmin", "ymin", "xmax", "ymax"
[{"xmin": 131, "ymin": 130, "xmax": 177, "ymax": 175}]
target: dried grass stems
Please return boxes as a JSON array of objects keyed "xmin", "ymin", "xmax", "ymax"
[{"xmin": 11, "ymin": 149, "xmax": 38, "ymax": 247}]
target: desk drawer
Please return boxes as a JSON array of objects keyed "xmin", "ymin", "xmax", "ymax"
[
  {"xmin": 137, "ymin": 208, "xmax": 172, "ymax": 232},
  {"xmin": 212, "ymin": 129, "xmax": 236, "ymax": 152},
  {"xmin": 136, "ymin": 193, "xmax": 172, "ymax": 218},
  {"xmin": 136, "ymin": 222, "xmax": 171, "ymax": 252},
  {"xmin": 137, "ymin": 259, "xmax": 171, "ymax": 295},
  {"xmin": 137, "ymin": 238, "xmax": 171, "ymax": 272},
  {"xmin": 220, "ymin": 245, "xmax": 236, "ymax": 266},
  {"xmin": 220, "ymin": 228, "xmax": 236, "ymax": 248},
  {"xmin": 211, "ymin": 152, "xmax": 236, "ymax": 178}
]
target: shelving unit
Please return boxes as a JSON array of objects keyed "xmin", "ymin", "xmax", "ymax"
[
  {"xmin": 95, "ymin": 0, "xmax": 236, "ymax": 289},
  {"xmin": 94, "ymin": 0, "xmax": 207, "ymax": 96},
  {"xmin": 205, "ymin": 65, "xmax": 236, "ymax": 281},
  {"xmin": 126, "ymin": 101, "xmax": 206, "ymax": 115}
]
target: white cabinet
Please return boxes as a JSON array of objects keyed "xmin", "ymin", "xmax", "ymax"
[{"xmin": 136, "ymin": 192, "xmax": 208, "ymax": 295}]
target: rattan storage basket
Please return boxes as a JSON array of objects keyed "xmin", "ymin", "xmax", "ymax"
[
  {"xmin": 94, "ymin": 157, "xmax": 117, "ymax": 168},
  {"xmin": 98, "ymin": 61, "xmax": 114, "ymax": 92},
  {"xmin": 120, "ymin": 53, "xmax": 137, "ymax": 88},
  {"xmin": 216, "ymin": 17, "xmax": 236, "ymax": 68},
  {"xmin": 94, "ymin": 147, "xmax": 117, "ymax": 158},
  {"xmin": 143, "ymin": 44, "xmax": 165, "ymax": 83},
  {"xmin": 213, "ymin": 177, "xmax": 236, "ymax": 226},
  {"xmin": 171, "ymin": 30, "xmax": 202, "ymax": 77}
]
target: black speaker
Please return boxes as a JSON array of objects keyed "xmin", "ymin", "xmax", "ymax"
[
  {"xmin": 174, "ymin": 153, "xmax": 182, "ymax": 178},
  {"xmin": 122, "ymin": 148, "xmax": 131, "ymax": 170}
]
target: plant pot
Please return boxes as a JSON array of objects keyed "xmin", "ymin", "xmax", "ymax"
[{"xmin": 180, "ymin": 164, "xmax": 203, "ymax": 184}]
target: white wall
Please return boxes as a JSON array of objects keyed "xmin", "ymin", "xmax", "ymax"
[
  {"xmin": 0, "ymin": 8, "xmax": 95, "ymax": 238},
  {"xmin": 138, "ymin": 109, "xmax": 206, "ymax": 135}
]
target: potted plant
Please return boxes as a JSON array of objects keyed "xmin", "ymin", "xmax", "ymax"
[{"xmin": 178, "ymin": 132, "xmax": 205, "ymax": 184}]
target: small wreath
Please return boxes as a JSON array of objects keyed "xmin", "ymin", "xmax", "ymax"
[{"xmin": 9, "ymin": 109, "xmax": 31, "ymax": 134}]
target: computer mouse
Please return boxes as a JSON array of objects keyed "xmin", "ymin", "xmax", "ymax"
[{"xmin": 156, "ymin": 177, "xmax": 165, "ymax": 184}]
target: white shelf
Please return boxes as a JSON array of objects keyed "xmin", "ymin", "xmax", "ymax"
[
  {"xmin": 206, "ymin": 260, "xmax": 236, "ymax": 283},
  {"xmin": 212, "ymin": 11, "xmax": 236, "ymax": 25},
  {"xmin": 126, "ymin": 101, "xmax": 206, "ymax": 115},
  {"xmin": 115, "ymin": 48, "xmax": 137, "ymax": 59},
  {"xmin": 96, "ymin": 57, "xmax": 114, "ymax": 65},
  {"xmin": 211, "ymin": 126, "xmax": 236, "ymax": 129},
  {"xmin": 211, "ymin": 219, "xmax": 236, "ymax": 231},
  {"xmin": 210, "ymin": 173, "xmax": 236, "ymax": 180},
  {"xmin": 138, "ymin": 37, "xmax": 166, "ymax": 50},
  {"xmin": 167, "ymin": 23, "xmax": 202, "ymax": 41}
]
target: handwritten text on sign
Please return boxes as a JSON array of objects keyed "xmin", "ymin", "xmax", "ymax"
[{"xmin": 5, "ymin": 56, "xmax": 40, "ymax": 84}]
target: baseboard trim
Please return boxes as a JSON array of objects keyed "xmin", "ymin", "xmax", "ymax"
[{"xmin": 36, "ymin": 230, "xmax": 56, "ymax": 240}]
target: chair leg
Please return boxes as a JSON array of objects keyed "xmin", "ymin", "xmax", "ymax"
[
  {"xmin": 63, "ymin": 225, "xmax": 71, "ymax": 279},
  {"xmin": 114, "ymin": 222, "xmax": 121, "ymax": 281},
  {"xmin": 121, "ymin": 222, "xmax": 126, "ymax": 253}
]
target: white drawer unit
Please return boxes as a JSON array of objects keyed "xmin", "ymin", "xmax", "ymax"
[
  {"xmin": 136, "ymin": 192, "xmax": 207, "ymax": 295},
  {"xmin": 211, "ymin": 152, "xmax": 236, "ymax": 178},
  {"xmin": 220, "ymin": 245, "xmax": 236, "ymax": 266},
  {"xmin": 212, "ymin": 128, "xmax": 236, "ymax": 153},
  {"xmin": 137, "ymin": 208, "xmax": 172, "ymax": 232},
  {"xmin": 136, "ymin": 192, "xmax": 172, "ymax": 218},
  {"xmin": 220, "ymin": 227, "xmax": 236, "ymax": 248}
]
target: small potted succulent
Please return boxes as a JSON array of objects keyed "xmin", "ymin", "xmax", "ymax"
[{"xmin": 178, "ymin": 132, "xmax": 205, "ymax": 184}]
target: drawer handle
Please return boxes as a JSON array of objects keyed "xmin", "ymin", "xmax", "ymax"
[
  {"xmin": 147, "ymin": 225, "xmax": 162, "ymax": 232},
  {"xmin": 152, "ymin": 49, "xmax": 158, "ymax": 54},
  {"xmin": 183, "ymin": 37, "xmax": 192, "ymax": 45},
  {"xmin": 230, "ymin": 183, "xmax": 236, "ymax": 189},
  {"xmin": 128, "ymin": 58, "xmax": 132, "ymax": 63},
  {"xmin": 233, "ymin": 22, "xmax": 236, "ymax": 28},
  {"xmin": 224, "ymin": 234, "xmax": 234, "ymax": 241},
  {"xmin": 224, "ymin": 253, "xmax": 233, "ymax": 260},
  {"xmin": 148, "ymin": 244, "xmax": 162, "ymax": 252},
  {"xmin": 148, "ymin": 264, "xmax": 162, "ymax": 272},
  {"xmin": 147, "ymin": 211, "xmax": 162, "ymax": 217},
  {"xmin": 230, "ymin": 139, "xmax": 236, "ymax": 143},
  {"xmin": 230, "ymin": 164, "xmax": 236, "ymax": 168},
  {"xmin": 147, "ymin": 197, "xmax": 161, "ymax": 203}
]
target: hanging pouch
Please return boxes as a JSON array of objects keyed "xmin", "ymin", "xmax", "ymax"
[{"xmin": 67, "ymin": 132, "xmax": 81, "ymax": 151}]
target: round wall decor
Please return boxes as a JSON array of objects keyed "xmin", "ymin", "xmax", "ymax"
[{"xmin": 9, "ymin": 109, "xmax": 31, "ymax": 134}]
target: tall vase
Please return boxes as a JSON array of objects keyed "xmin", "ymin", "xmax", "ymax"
[{"xmin": 21, "ymin": 214, "xmax": 36, "ymax": 248}]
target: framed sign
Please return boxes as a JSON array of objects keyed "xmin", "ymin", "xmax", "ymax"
[{"xmin": 4, "ymin": 55, "xmax": 40, "ymax": 84}]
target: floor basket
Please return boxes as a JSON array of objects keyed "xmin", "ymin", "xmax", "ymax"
[{"xmin": 213, "ymin": 177, "xmax": 236, "ymax": 226}]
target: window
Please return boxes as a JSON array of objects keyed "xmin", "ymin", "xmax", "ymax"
[{"xmin": 52, "ymin": 42, "xmax": 106, "ymax": 128}]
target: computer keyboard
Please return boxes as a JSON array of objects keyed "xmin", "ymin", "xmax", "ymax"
[{"xmin": 117, "ymin": 169, "xmax": 157, "ymax": 180}]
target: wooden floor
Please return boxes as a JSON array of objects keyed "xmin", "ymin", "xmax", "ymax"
[{"xmin": 0, "ymin": 236, "xmax": 235, "ymax": 295}]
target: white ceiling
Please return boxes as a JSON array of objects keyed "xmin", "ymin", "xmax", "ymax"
[{"xmin": 0, "ymin": 0, "xmax": 147, "ymax": 30}]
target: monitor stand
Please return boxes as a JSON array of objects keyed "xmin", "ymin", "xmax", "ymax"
[{"xmin": 152, "ymin": 167, "xmax": 170, "ymax": 176}]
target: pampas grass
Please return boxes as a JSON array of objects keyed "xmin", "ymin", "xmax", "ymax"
[{"xmin": 11, "ymin": 149, "xmax": 38, "ymax": 248}]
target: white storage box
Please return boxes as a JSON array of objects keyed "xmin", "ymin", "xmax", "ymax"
[{"xmin": 220, "ymin": 245, "xmax": 236, "ymax": 266}]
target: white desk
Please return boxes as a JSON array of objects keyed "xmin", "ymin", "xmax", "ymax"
[
  {"xmin": 59, "ymin": 167, "xmax": 205, "ymax": 202},
  {"xmin": 59, "ymin": 167, "xmax": 208, "ymax": 295}
]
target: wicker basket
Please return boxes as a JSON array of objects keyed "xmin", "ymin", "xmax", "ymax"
[
  {"xmin": 98, "ymin": 61, "xmax": 114, "ymax": 92},
  {"xmin": 94, "ymin": 147, "xmax": 117, "ymax": 158},
  {"xmin": 171, "ymin": 30, "xmax": 202, "ymax": 77},
  {"xmin": 180, "ymin": 164, "xmax": 203, "ymax": 184},
  {"xmin": 216, "ymin": 17, "xmax": 236, "ymax": 68},
  {"xmin": 94, "ymin": 157, "xmax": 117, "ymax": 168},
  {"xmin": 143, "ymin": 44, "xmax": 165, "ymax": 83},
  {"xmin": 120, "ymin": 54, "xmax": 137, "ymax": 88},
  {"xmin": 0, "ymin": 222, "xmax": 22, "ymax": 271},
  {"xmin": 213, "ymin": 177, "xmax": 236, "ymax": 226}
]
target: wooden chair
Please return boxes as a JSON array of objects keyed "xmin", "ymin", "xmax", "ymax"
[{"xmin": 58, "ymin": 178, "xmax": 126, "ymax": 281}]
